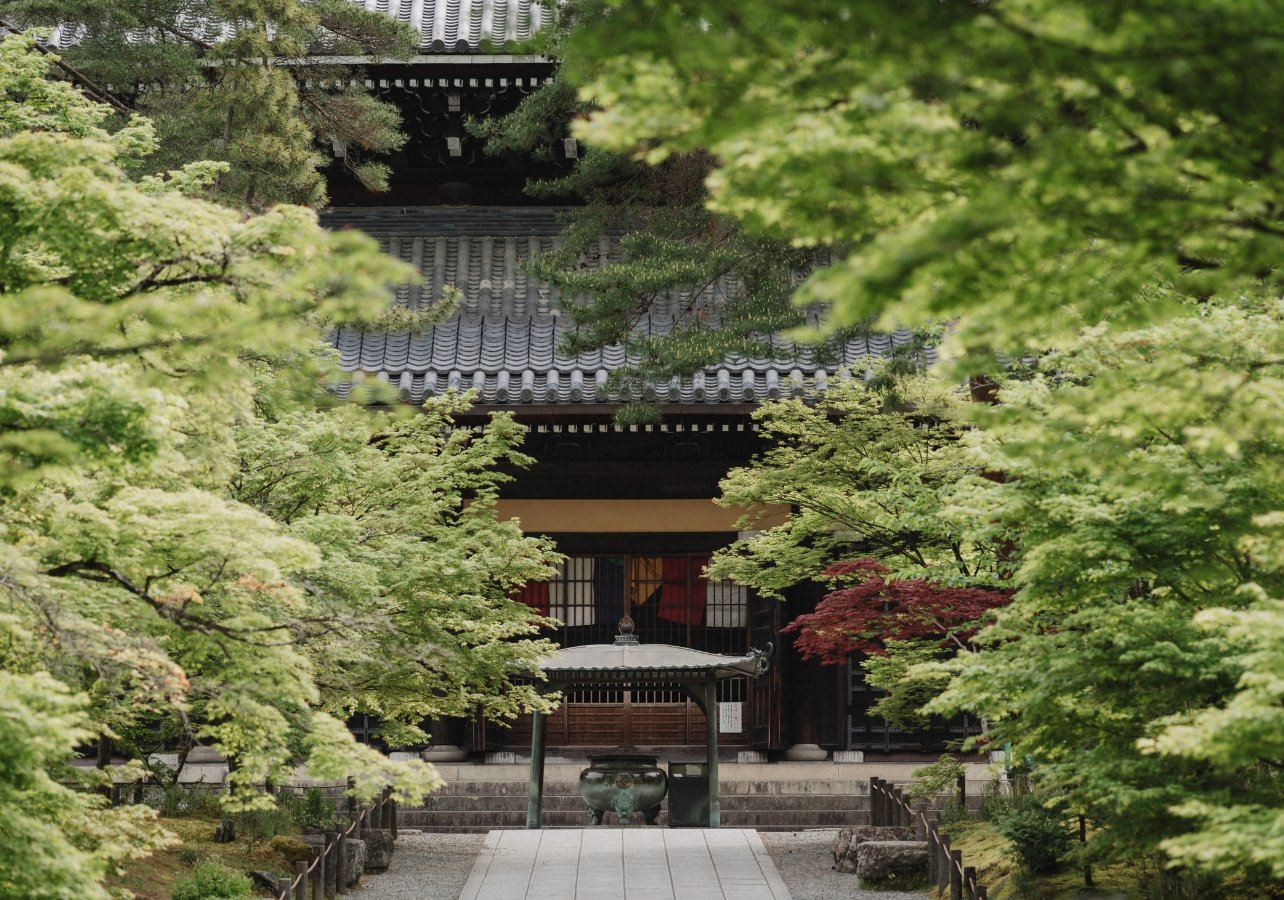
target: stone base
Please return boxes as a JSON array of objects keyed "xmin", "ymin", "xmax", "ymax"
[
  {"xmin": 783, "ymin": 743, "xmax": 829, "ymax": 762},
  {"xmin": 422, "ymin": 745, "xmax": 469, "ymax": 762},
  {"xmin": 832, "ymin": 826, "xmax": 916, "ymax": 873},
  {"xmin": 856, "ymin": 841, "xmax": 929, "ymax": 889},
  {"xmin": 186, "ymin": 745, "xmax": 226, "ymax": 764}
]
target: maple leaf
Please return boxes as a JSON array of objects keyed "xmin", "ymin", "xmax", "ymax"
[{"xmin": 782, "ymin": 557, "xmax": 1009, "ymax": 665}]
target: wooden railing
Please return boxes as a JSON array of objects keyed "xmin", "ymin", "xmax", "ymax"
[
  {"xmin": 277, "ymin": 781, "xmax": 398, "ymax": 900},
  {"xmin": 869, "ymin": 776, "xmax": 990, "ymax": 900}
]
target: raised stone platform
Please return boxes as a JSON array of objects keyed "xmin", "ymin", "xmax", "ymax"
[{"xmin": 401, "ymin": 761, "xmax": 993, "ymax": 833}]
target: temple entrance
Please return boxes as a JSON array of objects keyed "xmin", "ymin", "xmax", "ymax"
[
  {"xmin": 502, "ymin": 553, "xmax": 771, "ymax": 750},
  {"xmin": 506, "ymin": 679, "xmax": 751, "ymax": 748}
]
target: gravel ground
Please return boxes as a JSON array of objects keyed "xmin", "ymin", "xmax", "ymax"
[
  {"xmin": 354, "ymin": 832, "xmax": 485, "ymax": 899},
  {"xmin": 355, "ymin": 828, "xmax": 926, "ymax": 900},
  {"xmin": 759, "ymin": 829, "xmax": 926, "ymax": 900}
]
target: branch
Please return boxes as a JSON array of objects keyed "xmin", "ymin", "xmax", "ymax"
[{"xmin": 0, "ymin": 18, "xmax": 132, "ymax": 114}]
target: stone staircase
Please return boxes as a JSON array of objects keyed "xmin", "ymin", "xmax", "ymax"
[{"xmin": 398, "ymin": 760, "xmax": 980, "ymax": 833}]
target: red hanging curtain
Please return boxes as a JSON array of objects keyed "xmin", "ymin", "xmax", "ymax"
[
  {"xmin": 658, "ymin": 555, "xmax": 709, "ymax": 625},
  {"xmin": 511, "ymin": 581, "xmax": 550, "ymax": 617}
]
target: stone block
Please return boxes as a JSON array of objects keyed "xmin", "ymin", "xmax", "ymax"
[
  {"xmin": 297, "ymin": 834, "xmax": 367, "ymax": 887},
  {"xmin": 363, "ymin": 828, "xmax": 394, "ymax": 872},
  {"xmin": 855, "ymin": 840, "xmax": 929, "ymax": 889},
  {"xmin": 832, "ymin": 826, "xmax": 916, "ymax": 873}
]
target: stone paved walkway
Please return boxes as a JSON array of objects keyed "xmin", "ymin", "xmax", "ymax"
[{"xmin": 458, "ymin": 828, "xmax": 792, "ymax": 900}]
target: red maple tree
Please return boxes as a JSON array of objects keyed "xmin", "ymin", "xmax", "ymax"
[{"xmin": 782, "ymin": 558, "xmax": 1010, "ymax": 665}]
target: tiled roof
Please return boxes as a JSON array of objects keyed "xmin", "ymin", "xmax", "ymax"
[
  {"xmin": 45, "ymin": 0, "xmax": 553, "ymax": 54},
  {"xmin": 324, "ymin": 206, "xmax": 932, "ymax": 406},
  {"xmin": 344, "ymin": 0, "xmax": 553, "ymax": 52}
]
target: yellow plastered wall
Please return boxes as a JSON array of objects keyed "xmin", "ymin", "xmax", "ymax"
[{"xmin": 492, "ymin": 499, "xmax": 790, "ymax": 533}]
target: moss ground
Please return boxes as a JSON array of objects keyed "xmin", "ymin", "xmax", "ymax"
[
  {"xmin": 938, "ymin": 819, "xmax": 1145, "ymax": 900},
  {"xmin": 110, "ymin": 817, "xmax": 290, "ymax": 899}
]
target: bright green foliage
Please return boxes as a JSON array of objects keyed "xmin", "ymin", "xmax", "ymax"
[
  {"xmin": 709, "ymin": 377, "xmax": 998, "ymax": 595},
  {"xmin": 557, "ymin": 1, "xmax": 1284, "ymax": 883},
  {"xmin": 2, "ymin": 0, "xmax": 416, "ymax": 206},
  {"xmin": 706, "ymin": 376, "xmax": 1000, "ymax": 725},
  {"xmin": 930, "ymin": 305, "xmax": 1284, "ymax": 882},
  {"xmin": 559, "ymin": 1, "xmax": 1284, "ymax": 371},
  {"xmin": 1148, "ymin": 601, "xmax": 1284, "ymax": 879},
  {"xmin": 230, "ymin": 398, "xmax": 561, "ymax": 743},
  {"xmin": 0, "ymin": 34, "xmax": 557, "ymax": 895},
  {"xmin": 0, "ymin": 667, "xmax": 173, "ymax": 900}
]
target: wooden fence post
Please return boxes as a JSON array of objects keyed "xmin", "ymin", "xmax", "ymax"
[
  {"xmin": 926, "ymin": 823, "xmax": 937, "ymax": 884},
  {"xmin": 335, "ymin": 833, "xmax": 348, "ymax": 896},
  {"xmin": 293, "ymin": 861, "xmax": 307, "ymax": 900},
  {"xmin": 949, "ymin": 848, "xmax": 963, "ymax": 900},
  {"xmin": 346, "ymin": 776, "xmax": 357, "ymax": 826},
  {"xmin": 869, "ymin": 777, "xmax": 880, "ymax": 825},
  {"xmin": 964, "ymin": 866, "xmax": 977, "ymax": 900},
  {"xmin": 324, "ymin": 830, "xmax": 339, "ymax": 898},
  {"xmin": 387, "ymin": 788, "xmax": 397, "ymax": 840},
  {"xmin": 311, "ymin": 844, "xmax": 324, "ymax": 900},
  {"xmin": 939, "ymin": 834, "xmax": 951, "ymax": 891},
  {"xmin": 957, "ymin": 773, "xmax": 967, "ymax": 811}
]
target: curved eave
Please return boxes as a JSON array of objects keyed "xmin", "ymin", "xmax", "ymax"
[{"xmin": 533, "ymin": 643, "xmax": 768, "ymax": 683}]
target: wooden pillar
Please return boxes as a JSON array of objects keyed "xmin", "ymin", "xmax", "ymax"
[
  {"xmin": 526, "ymin": 708, "xmax": 548, "ymax": 829},
  {"xmin": 704, "ymin": 678, "xmax": 720, "ymax": 828}
]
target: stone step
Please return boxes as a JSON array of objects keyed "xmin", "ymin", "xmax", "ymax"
[
  {"xmin": 403, "ymin": 793, "xmax": 870, "ymax": 813},
  {"xmin": 408, "ymin": 779, "xmax": 869, "ymax": 801},
  {"xmin": 404, "ymin": 823, "xmax": 871, "ymax": 834},
  {"xmin": 398, "ymin": 809, "xmax": 875, "ymax": 830}
]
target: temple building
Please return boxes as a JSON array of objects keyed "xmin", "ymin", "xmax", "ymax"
[{"xmin": 318, "ymin": 0, "xmax": 974, "ymax": 761}]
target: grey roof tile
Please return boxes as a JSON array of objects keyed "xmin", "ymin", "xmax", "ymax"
[
  {"xmin": 327, "ymin": 207, "xmax": 934, "ymax": 405},
  {"xmin": 49, "ymin": 1, "xmax": 553, "ymax": 53}
]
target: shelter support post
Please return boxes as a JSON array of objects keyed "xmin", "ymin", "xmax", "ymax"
[
  {"xmin": 526, "ymin": 708, "xmax": 547, "ymax": 829},
  {"xmin": 705, "ymin": 678, "xmax": 720, "ymax": 827}
]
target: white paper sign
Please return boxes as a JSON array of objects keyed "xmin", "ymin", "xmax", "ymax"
[{"xmin": 718, "ymin": 702, "xmax": 743, "ymax": 734}]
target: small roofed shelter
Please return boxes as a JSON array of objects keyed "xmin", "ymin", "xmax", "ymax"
[{"xmin": 524, "ymin": 619, "xmax": 771, "ymax": 829}]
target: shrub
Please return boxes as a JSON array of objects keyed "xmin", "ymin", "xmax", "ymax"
[
  {"xmin": 178, "ymin": 848, "xmax": 201, "ymax": 867},
  {"xmin": 233, "ymin": 804, "xmax": 296, "ymax": 850},
  {"xmin": 170, "ymin": 862, "xmax": 252, "ymax": 900},
  {"xmin": 297, "ymin": 787, "xmax": 337, "ymax": 829},
  {"xmin": 994, "ymin": 793, "xmax": 1074, "ymax": 874}
]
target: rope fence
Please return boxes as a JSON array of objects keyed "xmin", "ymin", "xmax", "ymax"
[
  {"xmin": 870, "ymin": 776, "xmax": 990, "ymax": 900},
  {"xmin": 277, "ymin": 779, "xmax": 398, "ymax": 900}
]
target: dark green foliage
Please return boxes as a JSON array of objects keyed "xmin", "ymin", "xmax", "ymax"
[
  {"xmin": 296, "ymin": 787, "xmax": 338, "ymax": 830},
  {"xmin": 470, "ymin": 3, "xmax": 872, "ymax": 410},
  {"xmin": 994, "ymin": 794, "xmax": 1074, "ymax": 875},
  {"xmin": 170, "ymin": 861, "xmax": 252, "ymax": 900},
  {"xmin": 0, "ymin": 0, "xmax": 416, "ymax": 207}
]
